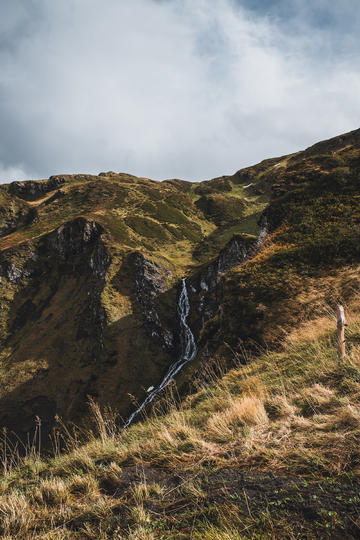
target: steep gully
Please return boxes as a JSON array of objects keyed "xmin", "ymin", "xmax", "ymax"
[
  {"xmin": 123, "ymin": 217, "xmax": 268, "ymax": 428},
  {"xmin": 123, "ymin": 278, "xmax": 196, "ymax": 427}
]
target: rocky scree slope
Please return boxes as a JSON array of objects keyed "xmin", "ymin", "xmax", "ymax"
[{"xmin": 0, "ymin": 129, "xmax": 359, "ymax": 439}]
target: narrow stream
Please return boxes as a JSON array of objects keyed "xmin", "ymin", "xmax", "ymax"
[{"xmin": 123, "ymin": 278, "xmax": 197, "ymax": 428}]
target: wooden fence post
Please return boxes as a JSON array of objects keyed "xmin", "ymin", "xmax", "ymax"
[{"xmin": 337, "ymin": 305, "xmax": 346, "ymax": 360}]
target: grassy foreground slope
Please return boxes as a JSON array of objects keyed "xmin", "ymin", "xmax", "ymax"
[{"xmin": 1, "ymin": 304, "xmax": 360, "ymax": 538}]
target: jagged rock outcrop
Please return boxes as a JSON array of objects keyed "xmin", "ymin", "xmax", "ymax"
[
  {"xmin": 44, "ymin": 218, "xmax": 109, "ymax": 277},
  {"xmin": 0, "ymin": 259, "xmax": 31, "ymax": 284},
  {"xmin": 0, "ymin": 217, "xmax": 109, "ymax": 283},
  {"xmin": 9, "ymin": 176, "xmax": 66, "ymax": 200},
  {"xmin": 188, "ymin": 234, "xmax": 256, "ymax": 333},
  {"xmin": 45, "ymin": 218, "xmax": 110, "ymax": 353},
  {"xmin": 129, "ymin": 252, "xmax": 174, "ymax": 351},
  {"xmin": 0, "ymin": 243, "xmax": 38, "ymax": 284},
  {"xmin": 0, "ymin": 217, "xmax": 110, "ymax": 340},
  {"xmin": 0, "ymin": 218, "xmax": 111, "ymax": 441},
  {"xmin": 187, "ymin": 210, "xmax": 269, "ymax": 340}
]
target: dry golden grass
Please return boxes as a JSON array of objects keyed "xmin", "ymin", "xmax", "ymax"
[
  {"xmin": 0, "ymin": 493, "xmax": 33, "ymax": 538},
  {"xmin": 0, "ymin": 306, "xmax": 360, "ymax": 537},
  {"xmin": 207, "ymin": 395, "xmax": 268, "ymax": 443}
]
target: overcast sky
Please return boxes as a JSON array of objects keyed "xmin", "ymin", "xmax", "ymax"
[{"xmin": 0, "ymin": 0, "xmax": 359, "ymax": 182}]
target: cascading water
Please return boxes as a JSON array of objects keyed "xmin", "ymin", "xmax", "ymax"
[
  {"xmin": 123, "ymin": 278, "xmax": 197, "ymax": 428},
  {"xmin": 178, "ymin": 278, "xmax": 197, "ymax": 365}
]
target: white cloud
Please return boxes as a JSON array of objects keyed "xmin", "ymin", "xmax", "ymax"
[
  {"xmin": 0, "ymin": 165, "xmax": 29, "ymax": 183},
  {"xmin": 0, "ymin": 0, "xmax": 359, "ymax": 182}
]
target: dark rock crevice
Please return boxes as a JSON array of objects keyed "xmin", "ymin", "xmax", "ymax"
[
  {"xmin": 188, "ymin": 233, "xmax": 258, "ymax": 336},
  {"xmin": 128, "ymin": 251, "xmax": 174, "ymax": 351},
  {"xmin": 43, "ymin": 218, "xmax": 111, "ymax": 358}
]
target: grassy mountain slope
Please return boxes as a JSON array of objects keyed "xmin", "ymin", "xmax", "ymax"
[
  {"xmin": 189, "ymin": 129, "xmax": 360, "ymax": 365},
  {"xmin": 1, "ymin": 303, "xmax": 360, "ymax": 538},
  {"xmin": 0, "ymin": 130, "xmax": 360, "ymax": 537},
  {"xmin": 0, "ymin": 167, "xmax": 268, "ymax": 436},
  {"xmin": 1, "ymin": 129, "xmax": 360, "ymax": 438}
]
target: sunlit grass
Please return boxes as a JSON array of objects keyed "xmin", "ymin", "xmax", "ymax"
[{"xmin": 0, "ymin": 305, "xmax": 359, "ymax": 537}]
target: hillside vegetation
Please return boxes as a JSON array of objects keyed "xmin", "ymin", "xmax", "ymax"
[
  {"xmin": 0, "ymin": 157, "xmax": 273, "ymax": 436},
  {"xmin": 1, "ymin": 303, "xmax": 360, "ymax": 538},
  {"xmin": 0, "ymin": 128, "xmax": 360, "ymax": 537}
]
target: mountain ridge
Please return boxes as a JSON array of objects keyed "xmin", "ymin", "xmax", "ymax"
[{"xmin": 0, "ymin": 127, "xmax": 359, "ymax": 441}]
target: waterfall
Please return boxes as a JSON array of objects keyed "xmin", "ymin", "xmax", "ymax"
[
  {"xmin": 123, "ymin": 278, "xmax": 197, "ymax": 428},
  {"xmin": 178, "ymin": 278, "xmax": 197, "ymax": 364}
]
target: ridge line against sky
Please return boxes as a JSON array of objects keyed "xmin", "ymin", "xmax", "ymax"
[{"xmin": 0, "ymin": 0, "xmax": 359, "ymax": 183}]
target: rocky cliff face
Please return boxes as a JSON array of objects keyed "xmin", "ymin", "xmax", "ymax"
[
  {"xmin": 43, "ymin": 218, "xmax": 111, "ymax": 355},
  {"xmin": 9, "ymin": 176, "xmax": 67, "ymax": 201},
  {"xmin": 44, "ymin": 218, "xmax": 109, "ymax": 277},
  {"xmin": 188, "ymin": 234, "xmax": 257, "ymax": 335},
  {"xmin": 129, "ymin": 251, "xmax": 174, "ymax": 351},
  {"xmin": 0, "ymin": 218, "xmax": 111, "ymax": 440},
  {"xmin": 0, "ymin": 217, "xmax": 109, "ymax": 288}
]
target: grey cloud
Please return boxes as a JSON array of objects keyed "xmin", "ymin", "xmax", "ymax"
[
  {"xmin": 0, "ymin": 0, "xmax": 42, "ymax": 54},
  {"xmin": 0, "ymin": 0, "xmax": 359, "ymax": 183}
]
